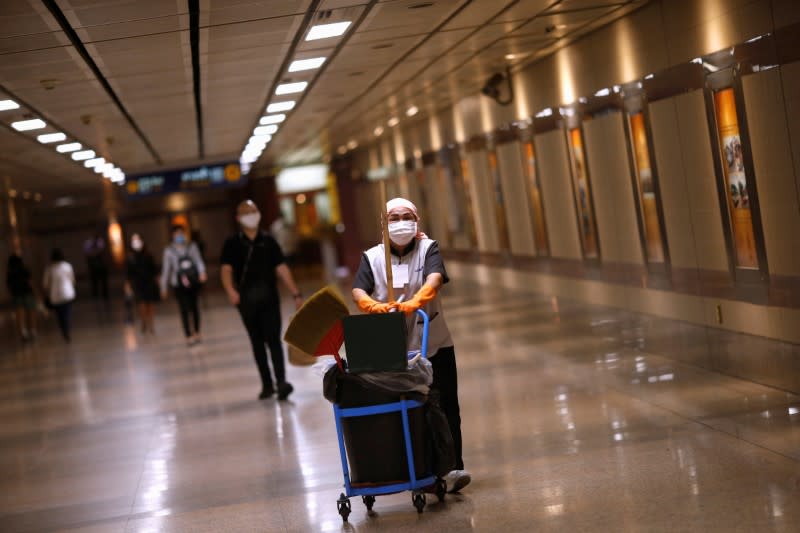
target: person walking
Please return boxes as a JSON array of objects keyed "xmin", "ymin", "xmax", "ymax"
[
  {"xmin": 160, "ymin": 225, "xmax": 206, "ymax": 345},
  {"xmin": 351, "ymin": 197, "xmax": 471, "ymax": 493},
  {"xmin": 43, "ymin": 249, "xmax": 76, "ymax": 342},
  {"xmin": 83, "ymin": 232, "xmax": 109, "ymax": 301},
  {"xmin": 126, "ymin": 233, "xmax": 160, "ymax": 334},
  {"xmin": 220, "ymin": 200, "xmax": 303, "ymax": 401},
  {"xmin": 6, "ymin": 254, "xmax": 38, "ymax": 341}
]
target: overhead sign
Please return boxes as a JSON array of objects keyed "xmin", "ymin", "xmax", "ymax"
[{"xmin": 125, "ymin": 161, "xmax": 244, "ymax": 197}]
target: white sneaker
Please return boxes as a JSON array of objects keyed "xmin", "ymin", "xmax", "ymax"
[{"xmin": 445, "ymin": 470, "xmax": 471, "ymax": 493}]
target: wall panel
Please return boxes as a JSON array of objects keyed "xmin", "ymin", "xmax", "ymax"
[
  {"xmin": 583, "ymin": 112, "xmax": 644, "ymax": 265},
  {"xmin": 495, "ymin": 142, "xmax": 536, "ymax": 256},
  {"xmin": 465, "ymin": 150, "xmax": 500, "ymax": 252},
  {"xmin": 651, "ymin": 91, "xmax": 729, "ymax": 273},
  {"xmin": 742, "ymin": 68, "xmax": 800, "ymax": 276},
  {"xmin": 534, "ymin": 129, "xmax": 582, "ymax": 260}
]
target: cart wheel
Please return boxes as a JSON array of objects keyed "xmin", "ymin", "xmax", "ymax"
[
  {"xmin": 362, "ymin": 495, "xmax": 376, "ymax": 511},
  {"xmin": 412, "ymin": 491, "xmax": 426, "ymax": 513},
  {"xmin": 337, "ymin": 493, "xmax": 351, "ymax": 522},
  {"xmin": 434, "ymin": 478, "xmax": 447, "ymax": 502}
]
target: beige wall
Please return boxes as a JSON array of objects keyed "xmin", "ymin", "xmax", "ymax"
[
  {"xmin": 535, "ymin": 129, "xmax": 582, "ymax": 260},
  {"xmin": 742, "ymin": 68, "xmax": 800, "ymax": 277},
  {"xmin": 583, "ymin": 112, "xmax": 644, "ymax": 265},
  {"xmin": 422, "ymin": 163, "xmax": 448, "ymax": 244},
  {"xmin": 650, "ymin": 90, "xmax": 729, "ymax": 272},
  {"xmin": 495, "ymin": 142, "xmax": 536, "ymax": 256}
]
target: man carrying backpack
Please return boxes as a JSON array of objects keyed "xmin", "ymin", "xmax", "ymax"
[{"xmin": 161, "ymin": 225, "xmax": 207, "ymax": 345}]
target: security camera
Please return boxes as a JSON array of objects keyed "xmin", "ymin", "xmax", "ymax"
[{"xmin": 480, "ymin": 68, "xmax": 513, "ymax": 106}]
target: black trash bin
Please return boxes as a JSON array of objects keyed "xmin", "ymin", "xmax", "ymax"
[{"xmin": 336, "ymin": 373, "xmax": 432, "ymax": 486}]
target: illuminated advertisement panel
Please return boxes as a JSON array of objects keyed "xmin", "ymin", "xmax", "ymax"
[
  {"xmin": 629, "ymin": 112, "xmax": 665, "ymax": 262},
  {"xmin": 523, "ymin": 142, "xmax": 549, "ymax": 254},
  {"xmin": 567, "ymin": 128, "xmax": 599, "ymax": 258},
  {"xmin": 714, "ymin": 88, "xmax": 758, "ymax": 268}
]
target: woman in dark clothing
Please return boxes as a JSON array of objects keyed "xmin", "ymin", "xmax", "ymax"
[
  {"xmin": 125, "ymin": 233, "xmax": 160, "ymax": 334},
  {"xmin": 6, "ymin": 254, "xmax": 38, "ymax": 341}
]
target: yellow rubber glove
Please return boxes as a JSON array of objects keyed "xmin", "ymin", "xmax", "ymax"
[
  {"xmin": 397, "ymin": 285, "xmax": 437, "ymax": 315},
  {"xmin": 357, "ymin": 295, "xmax": 396, "ymax": 314}
]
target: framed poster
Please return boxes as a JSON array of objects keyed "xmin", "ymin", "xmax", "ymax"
[
  {"xmin": 566, "ymin": 127, "xmax": 600, "ymax": 259},
  {"xmin": 522, "ymin": 141, "xmax": 549, "ymax": 255},
  {"xmin": 628, "ymin": 111, "xmax": 666, "ymax": 263},
  {"xmin": 487, "ymin": 150, "xmax": 510, "ymax": 251},
  {"xmin": 713, "ymin": 87, "xmax": 758, "ymax": 269}
]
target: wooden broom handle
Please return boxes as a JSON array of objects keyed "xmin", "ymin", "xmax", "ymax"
[{"xmin": 380, "ymin": 180, "xmax": 395, "ymax": 302}]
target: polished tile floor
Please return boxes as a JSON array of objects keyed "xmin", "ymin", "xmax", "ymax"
[{"xmin": 1, "ymin": 279, "xmax": 799, "ymax": 532}]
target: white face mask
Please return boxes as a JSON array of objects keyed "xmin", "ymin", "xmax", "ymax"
[
  {"xmin": 239, "ymin": 212, "xmax": 261, "ymax": 229},
  {"xmin": 388, "ymin": 220, "xmax": 417, "ymax": 246},
  {"xmin": 131, "ymin": 239, "xmax": 143, "ymax": 251}
]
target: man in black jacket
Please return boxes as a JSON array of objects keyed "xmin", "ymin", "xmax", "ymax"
[{"xmin": 220, "ymin": 200, "xmax": 303, "ymax": 400}]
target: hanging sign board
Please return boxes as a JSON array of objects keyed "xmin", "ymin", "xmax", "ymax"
[{"xmin": 125, "ymin": 161, "xmax": 244, "ymax": 197}]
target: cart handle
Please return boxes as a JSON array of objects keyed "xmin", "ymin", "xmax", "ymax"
[{"xmin": 416, "ymin": 309, "xmax": 429, "ymax": 359}]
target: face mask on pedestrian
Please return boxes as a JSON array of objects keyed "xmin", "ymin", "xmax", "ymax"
[
  {"xmin": 239, "ymin": 212, "xmax": 261, "ymax": 229},
  {"xmin": 174, "ymin": 234, "xmax": 186, "ymax": 245},
  {"xmin": 388, "ymin": 220, "xmax": 417, "ymax": 246},
  {"xmin": 131, "ymin": 238, "xmax": 143, "ymax": 251}
]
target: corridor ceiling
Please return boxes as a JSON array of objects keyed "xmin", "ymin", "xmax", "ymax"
[{"xmin": 0, "ymin": 0, "xmax": 648, "ymax": 196}]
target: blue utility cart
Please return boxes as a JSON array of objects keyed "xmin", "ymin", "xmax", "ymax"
[{"xmin": 332, "ymin": 309, "xmax": 446, "ymax": 521}]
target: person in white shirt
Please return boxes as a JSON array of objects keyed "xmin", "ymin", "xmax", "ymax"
[{"xmin": 43, "ymin": 248, "xmax": 76, "ymax": 342}]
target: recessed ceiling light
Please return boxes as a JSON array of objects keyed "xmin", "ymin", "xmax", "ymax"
[
  {"xmin": 37, "ymin": 132, "xmax": 66, "ymax": 144},
  {"xmin": 347, "ymin": 139, "xmax": 358, "ymax": 150},
  {"xmin": 0, "ymin": 99, "xmax": 20, "ymax": 111},
  {"xmin": 71, "ymin": 149, "xmax": 95, "ymax": 161},
  {"xmin": 306, "ymin": 21, "xmax": 352, "ymax": 41},
  {"xmin": 288, "ymin": 57, "xmax": 326, "ymax": 72},
  {"xmin": 254, "ymin": 125, "xmax": 278, "ymax": 136},
  {"xmin": 267, "ymin": 101, "xmax": 296, "ymax": 113},
  {"xmin": 260, "ymin": 114, "xmax": 286, "ymax": 125},
  {"xmin": 337, "ymin": 146, "xmax": 347, "ymax": 155},
  {"xmin": 388, "ymin": 117, "xmax": 399, "ymax": 127},
  {"xmin": 84, "ymin": 157, "xmax": 105, "ymax": 168},
  {"xmin": 250, "ymin": 134, "xmax": 272, "ymax": 143},
  {"xmin": 12, "ymin": 118, "xmax": 46, "ymax": 131},
  {"xmin": 406, "ymin": 106, "xmax": 419, "ymax": 117},
  {"xmin": 374, "ymin": 126, "xmax": 384, "ymax": 136},
  {"xmin": 276, "ymin": 82, "xmax": 308, "ymax": 95},
  {"xmin": 57, "ymin": 142, "xmax": 82, "ymax": 153}
]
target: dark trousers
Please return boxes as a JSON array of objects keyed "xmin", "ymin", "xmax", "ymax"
[
  {"xmin": 53, "ymin": 302, "xmax": 73, "ymax": 341},
  {"xmin": 431, "ymin": 346, "xmax": 464, "ymax": 470},
  {"xmin": 174, "ymin": 286, "xmax": 200, "ymax": 337},
  {"xmin": 238, "ymin": 297, "xmax": 285, "ymax": 390},
  {"xmin": 89, "ymin": 267, "xmax": 108, "ymax": 300}
]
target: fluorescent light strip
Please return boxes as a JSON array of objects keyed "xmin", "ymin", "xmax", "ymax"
[
  {"xmin": 387, "ymin": 117, "xmax": 399, "ymax": 127},
  {"xmin": 259, "ymin": 114, "xmax": 286, "ymax": 125},
  {"xmin": 37, "ymin": 132, "xmax": 66, "ymax": 144},
  {"xmin": 71, "ymin": 150, "xmax": 95, "ymax": 161},
  {"xmin": 267, "ymin": 101, "xmax": 295, "ymax": 113},
  {"xmin": 0, "ymin": 99, "xmax": 20, "ymax": 111},
  {"xmin": 12, "ymin": 119, "xmax": 46, "ymax": 131},
  {"xmin": 253, "ymin": 125, "xmax": 278, "ymax": 136},
  {"xmin": 406, "ymin": 106, "xmax": 418, "ymax": 117},
  {"xmin": 275, "ymin": 82, "xmax": 308, "ymax": 95},
  {"xmin": 84, "ymin": 157, "xmax": 105, "ymax": 168},
  {"xmin": 250, "ymin": 134, "xmax": 272, "ymax": 143},
  {"xmin": 288, "ymin": 57, "xmax": 326, "ymax": 72},
  {"xmin": 57, "ymin": 142, "xmax": 82, "ymax": 153},
  {"xmin": 306, "ymin": 21, "xmax": 351, "ymax": 41}
]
